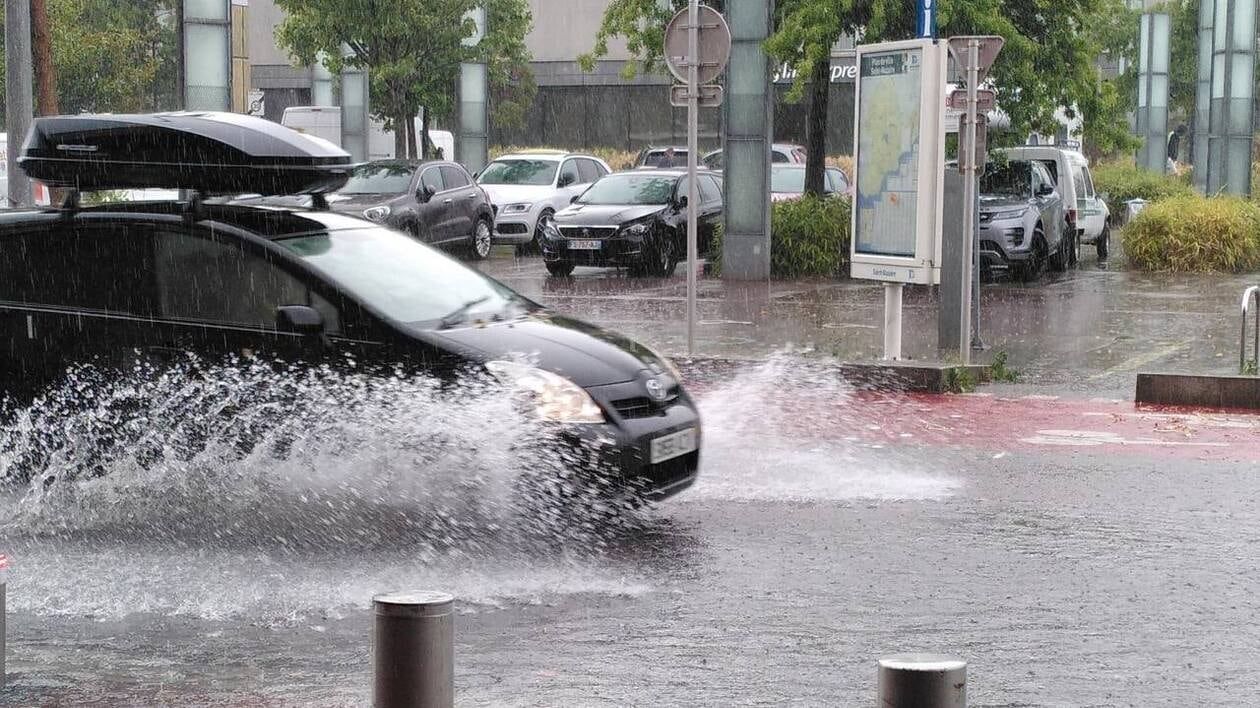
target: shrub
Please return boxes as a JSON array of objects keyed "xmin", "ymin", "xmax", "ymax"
[
  {"xmin": 1123, "ymin": 194, "xmax": 1260, "ymax": 272},
  {"xmin": 1091, "ymin": 161, "xmax": 1194, "ymax": 217},
  {"xmin": 708, "ymin": 195, "xmax": 851, "ymax": 278}
]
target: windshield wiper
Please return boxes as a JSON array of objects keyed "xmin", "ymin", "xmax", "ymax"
[{"xmin": 438, "ymin": 296, "xmax": 491, "ymax": 329}]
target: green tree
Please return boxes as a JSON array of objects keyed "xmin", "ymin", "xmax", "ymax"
[{"xmin": 275, "ymin": 0, "xmax": 534, "ymax": 158}]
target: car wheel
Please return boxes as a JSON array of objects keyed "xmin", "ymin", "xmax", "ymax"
[
  {"xmin": 1069, "ymin": 231, "xmax": 1081, "ymax": 268},
  {"xmin": 1049, "ymin": 229, "xmax": 1069, "ymax": 272},
  {"xmin": 545, "ymin": 260, "xmax": 575, "ymax": 277},
  {"xmin": 638, "ymin": 235, "xmax": 678, "ymax": 278},
  {"xmin": 1096, "ymin": 224, "xmax": 1110, "ymax": 260},
  {"xmin": 519, "ymin": 210, "xmax": 555, "ymax": 256},
  {"xmin": 1020, "ymin": 231, "xmax": 1048, "ymax": 282},
  {"xmin": 469, "ymin": 217, "xmax": 493, "ymax": 260}
]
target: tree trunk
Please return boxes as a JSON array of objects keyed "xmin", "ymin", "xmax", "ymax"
[
  {"xmin": 31, "ymin": 0, "xmax": 58, "ymax": 115},
  {"xmin": 804, "ymin": 56, "xmax": 830, "ymax": 197},
  {"xmin": 420, "ymin": 111, "xmax": 432, "ymax": 160},
  {"xmin": 394, "ymin": 111, "xmax": 407, "ymax": 159},
  {"xmin": 407, "ymin": 114, "xmax": 418, "ymax": 159}
]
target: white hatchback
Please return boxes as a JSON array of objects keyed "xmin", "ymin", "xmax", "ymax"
[{"xmin": 477, "ymin": 152, "xmax": 611, "ymax": 250}]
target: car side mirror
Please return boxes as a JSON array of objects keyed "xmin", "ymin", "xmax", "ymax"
[
  {"xmin": 675, "ymin": 195, "xmax": 688, "ymax": 209},
  {"xmin": 276, "ymin": 305, "xmax": 324, "ymax": 336},
  {"xmin": 558, "ymin": 174, "xmax": 575, "ymax": 188},
  {"xmin": 1099, "ymin": 191, "xmax": 1110, "ymax": 202},
  {"xmin": 418, "ymin": 185, "xmax": 436, "ymax": 203},
  {"xmin": 1036, "ymin": 184, "xmax": 1055, "ymax": 197},
  {"xmin": 570, "ymin": 194, "xmax": 580, "ymax": 204}
]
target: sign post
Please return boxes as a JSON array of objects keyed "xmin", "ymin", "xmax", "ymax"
[
  {"xmin": 849, "ymin": 39, "xmax": 949, "ymax": 360},
  {"xmin": 946, "ymin": 36, "xmax": 1003, "ymax": 365},
  {"xmin": 665, "ymin": 4, "xmax": 730, "ymax": 356}
]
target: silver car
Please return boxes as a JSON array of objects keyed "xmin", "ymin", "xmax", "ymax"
[{"xmin": 978, "ymin": 158, "xmax": 1067, "ymax": 281}]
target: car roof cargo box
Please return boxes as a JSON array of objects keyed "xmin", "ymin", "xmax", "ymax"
[{"xmin": 18, "ymin": 112, "xmax": 353, "ymax": 195}]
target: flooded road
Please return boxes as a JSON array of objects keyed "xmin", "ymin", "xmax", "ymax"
[{"xmin": 3, "ymin": 359, "xmax": 1258, "ymax": 706}]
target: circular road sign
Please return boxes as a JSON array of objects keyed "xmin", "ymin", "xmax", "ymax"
[{"xmin": 664, "ymin": 5, "xmax": 732, "ymax": 86}]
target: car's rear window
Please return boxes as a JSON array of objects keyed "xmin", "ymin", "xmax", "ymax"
[{"xmin": 478, "ymin": 159, "xmax": 558, "ymax": 186}]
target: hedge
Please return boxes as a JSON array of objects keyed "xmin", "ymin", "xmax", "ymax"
[
  {"xmin": 1123, "ymin": 194, "xmax": 1260, "ymax": 272},
  {"xmin": 708, "ymin": 194, "xmax": 851, "ymax": 278},
  {"xmin": 1091, "ymin": 161, "xmax": 1194, "ymax": 218}
]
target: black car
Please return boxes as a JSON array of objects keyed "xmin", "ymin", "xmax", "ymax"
[
  {"xmin": 543, "ymin": 169, "xmax": 723, "ymax": 278},
  {"xmin": 0, "ymin": 112, "xmax": 700, "ymax": 502},
  {"xmin": 330, "ymin": 160, "xmax": 495, "ymax": 259}
]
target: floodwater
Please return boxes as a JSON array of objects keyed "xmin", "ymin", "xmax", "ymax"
[{"xmin": 2, "ymin": 357, "xmax": 1259, "ymax": 706}]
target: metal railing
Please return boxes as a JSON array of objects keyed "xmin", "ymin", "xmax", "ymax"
[{"xmin": 1242, "ymin": 286, "xmax": 1260, "ymax": 374}]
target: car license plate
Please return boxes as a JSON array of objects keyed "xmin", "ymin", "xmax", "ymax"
[
  {"xmin": 650, "ymin": 427, "xmax": 697, "ymax": 465},
  {"xmin": 568, "ymin": 239, "xmax": 602, "ymax": 250}
]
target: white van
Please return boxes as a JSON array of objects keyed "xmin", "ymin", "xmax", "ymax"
[
  {"xmin": 280, "ymin": 107, "xmax": 456, "ymax": 162},
  {"xmin": 1002, "ymin": 146, "xmax": 1111, "ymax": 262}
]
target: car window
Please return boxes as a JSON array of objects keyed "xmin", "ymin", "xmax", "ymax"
[
  {"xmin": 770, "ymin": 167, "xmax": 806, "ymax": 193},
  {"xmin": 277, "ymin": 227, "xmax": 517, "ymax": 327},
  {"xmin": 1071, "ymin": 164, "xmax": 1090, "ymax": 199},
  {"xmin": 341, "ymin": 162, "xmax": 415, "ymax": 195},
  {"xmin": 439, "ymin": 166, "xmax": 470, "ymax": 190},
  {"xmin": 699, "ymin": 175, "xmax": 721, "ymax": 203},
  {"xmin": 643, "ymin": 150, "xmax": 687, "ymax": 168},
  {"xmin": 477, "ymin": 159, "xmax": 558, "ymax": 186},
  {"xmin": 558, "ymin": 159, "xmax": 580, "ymax": 187},
  {"xmin": 771, "ymin": 151, "xmax": 791, "ymax": 164},
  {"xmin": 577, "ymin": 159, "xmax": 601, "ymax": 184},
  {"xmin": 154, "ymin": 227, "xmax": 339, "ymax": 333},
  {"xmin": 0, "ymin": 224, "xmax": 156, "ymax": 315},
  {"xmin": 703, "ymin": 152, "xmax": 722, "ymax": 169},
  {"xmin": 826, "ymin": 168, "xmax": 849, "ymax": 193},
  {"xmin": 1082, "ymin": 166, "xmax": 1096, "ymax": 197},
  {"xmin": 420, "ymin": 167, "xmax": 444, "ymax": 194}
]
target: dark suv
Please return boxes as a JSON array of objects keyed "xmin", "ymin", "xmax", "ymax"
[{"xmin": 0, "ymin": 112, "xmax": 701, "ymax": 502}]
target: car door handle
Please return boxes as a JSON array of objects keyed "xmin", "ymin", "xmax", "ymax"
[
  {"xmin": 465, "ymin": 193, "xmax": 477, "ymax": 199},
  {"xmin": 443, "ymin": 198, "xmax": 454, "ymax": 204}
]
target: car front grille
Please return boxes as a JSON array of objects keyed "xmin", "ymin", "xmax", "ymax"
[
  {"xmin": 496, "ymin": 222, "xmax": 529, "ymax": 235},
  {"xmin": 610, "ymin": 388, "xmax": 680, "ymax": 419},
  {"xmin": 558, "ymin": 225, "xmax": 619, "ymax": 239}
]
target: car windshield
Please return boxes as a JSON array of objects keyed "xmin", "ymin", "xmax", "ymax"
[
  {"xmin": 277, "ymin": 227, "xmax": 519, "ymax": 327},
  {"xmin": 478, "ymin": 159, "xmax": 558, "ymax": 186},
  {"xmin": 339, "ymin": 163, "xmax": 415, "ymax": 195},
  {"xmin": 641, "ymin": 150, "xmax": 687, "ymax": 167},
  {"xmin": 771, "ymin": 168, "xmax": 807, "ymax": 193},
  {"xmin": 981, "ymin": 161, "xmax": 1031, "ymax": 197},
  {"xmin": 578, "ymin": 175, "xmax": 676, "ymax": 205}
]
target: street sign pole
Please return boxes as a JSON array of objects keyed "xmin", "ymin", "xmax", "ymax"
[
  {"xmin": 959, "ymin": 38, "xmax": 978, "ymax": 367},
  {"xmin": 686, "ymin": 0, "xmax": 699, "ymax": 357}
]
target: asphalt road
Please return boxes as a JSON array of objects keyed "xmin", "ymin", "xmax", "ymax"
[{"xmin": 3, "ymin": 359, "xmax": 1258, "ymax": 706}]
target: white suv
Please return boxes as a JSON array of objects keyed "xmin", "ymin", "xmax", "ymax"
[{"xmin": 477, "ymin": 151, "xmax": 611, "ymax": 250}]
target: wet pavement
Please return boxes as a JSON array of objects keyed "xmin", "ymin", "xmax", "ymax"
[
  {"xmin": 478, "ymin": 249, "xmax": 1258, "ymax": 399},
  {"xmin": 3, "ymin": 358, "xmax": 1259, "ymax": 706}
]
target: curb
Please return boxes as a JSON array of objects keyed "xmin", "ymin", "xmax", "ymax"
[
  {"xmin": 1135, "ymin": 372, "xmax": 1260, "ymax": 411},
  {"xmin": 676, "ymin": 355, "xmax": 990, "ymax": 393}
]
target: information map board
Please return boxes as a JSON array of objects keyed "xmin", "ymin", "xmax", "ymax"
[{"xmin": 850, "ymin": 38, "xmax": 947, "ymax": 285}]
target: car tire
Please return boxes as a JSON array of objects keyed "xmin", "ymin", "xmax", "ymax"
[
  {"xmin": 518, "ymin": 209, "xmax": 555, "ymax": 256},
  {"xmin": 1020, "ymin": 231, "xmax": 1048, "ymax": 282},
  {"xmin": 1049, "ymin": 229, "xmax": 1069, "ymax": 272},
  {"xmin": 1096, "ymin": 224, "xmax": 1110, "ymax": 260},
  {"xmin": 546, "ymin": 260, "xmax": 575, "ymax": 277},
  {"xmin": 469, "ymin": 217, "xmax": 493, "ymax": 260},
  {"xmin": 1068, "ymin": 230, "xmax": 1081, "ymax": 268}
]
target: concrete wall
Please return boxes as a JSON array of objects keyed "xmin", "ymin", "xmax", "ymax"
[{"xmin": 525, "ymin": 0, "xmax": 631, "ymax": 61}]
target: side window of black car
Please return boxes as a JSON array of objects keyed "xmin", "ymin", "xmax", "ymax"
[
  {"xmin": 699, "ymin": 176, "xmax": 721, "ymax": 203},
  {"xmin": 439, "ymin": 166, "xmax": 470, "ymax": 190},
  {"xmin": 153, "ymin": 227, "xmax": 340, "ymax": 333},
  {"xmin": 0, "ymin": 224, "xmax": 156, "ymax": 315},
  {"xmin": 421, "ymin": 168, "xmax": 445, "ymax": 195}
]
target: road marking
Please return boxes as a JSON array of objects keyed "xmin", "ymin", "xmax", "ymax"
[
  {"xmin": 1087, "ymin": 340, "xmax": 1193, "ymax": 380},
  {"xmin": 1021, "ymin": 429, "xmax": 1230, "ymax": 448}
]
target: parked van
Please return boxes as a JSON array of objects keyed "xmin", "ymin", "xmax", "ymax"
[
  {"xmin": 280, "ymin": 107, "xmax": 456, "ymax": 162},
  {"xmin": 1001, "ymin": 146, "xmax": 1111, "ymax": 263}
]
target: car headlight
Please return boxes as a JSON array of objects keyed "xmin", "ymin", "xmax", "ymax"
[
  {"xmin": 501, "ymin": 202, "xmax": 533, "ymax": 214},
  {"xmin": 623, "ymin": 222, "xmax": 651, "ymax": 236},
  {"xmin": 988, "ymin": 208, "xmax": 1027, "ymax": 221},
  {"xmin": 485, "ymin": 361, "xmax": 605, "ymax": 423},
  {"xmin": 363, "ymin": 205, "xmax": 392, "ymax": 222}
]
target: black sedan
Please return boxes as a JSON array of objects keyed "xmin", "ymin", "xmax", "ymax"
[
  {"xmin": 329, "ymin": 160, "xmax": 497, "ymax": 259},
  {"xmin": 542, "ymin": 170, "xmax": 723, "ymax": 278}
]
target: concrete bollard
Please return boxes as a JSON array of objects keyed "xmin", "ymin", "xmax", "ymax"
[
  {"xmin": 1, "ymin": 554, "xmax": 7, "ymax": 689},
  {"xmin": 877, "ymin": 653, "xmax": 966, "ymax": 708},
  {"xmin": 373, "ymin": 591, "xmax": 454, "ymax": 708}
]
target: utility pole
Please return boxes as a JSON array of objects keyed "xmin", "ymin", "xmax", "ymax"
[{"xmin": 5, "ymin": 0, "xmax": 34, "ymax": 207}]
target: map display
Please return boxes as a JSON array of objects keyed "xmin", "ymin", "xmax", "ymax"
[{"xmin": 854, "ymin": 48, "xmax": 923, "ymax": 257}]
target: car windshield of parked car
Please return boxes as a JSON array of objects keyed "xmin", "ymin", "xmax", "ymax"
[
  {"xmin": 277, "ymin": 227, "xmax": 518, "ymax": 327},
  {"xmin": 981, "ymin": 161, "xmax": 1031, "ymax": 197},
  {"xmin": 577, "ymin": 175, "xmax": 676, "ymax": 205},
  {"xmin": 478, "ymin": 159, "xmax": 558, "ymax": 186},
  {"xmin": 339, "ymin": 163, "xmax": 416, "ymax": 195},
  {"xmin": 771, "ymin": 167, "xmax": 807, "ymax": 193}
]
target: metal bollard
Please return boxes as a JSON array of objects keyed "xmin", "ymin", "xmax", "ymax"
[
  {"xmin": 1, "ymin": 554, "xmax": 8, "ymax": 689},
  {"xmin": 877, "ymin": 653, "xmax": 966, "ymax": 708},
  {"xmin": 373, "ymin": 591, "xmax": 454, "ymax": 708}
]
